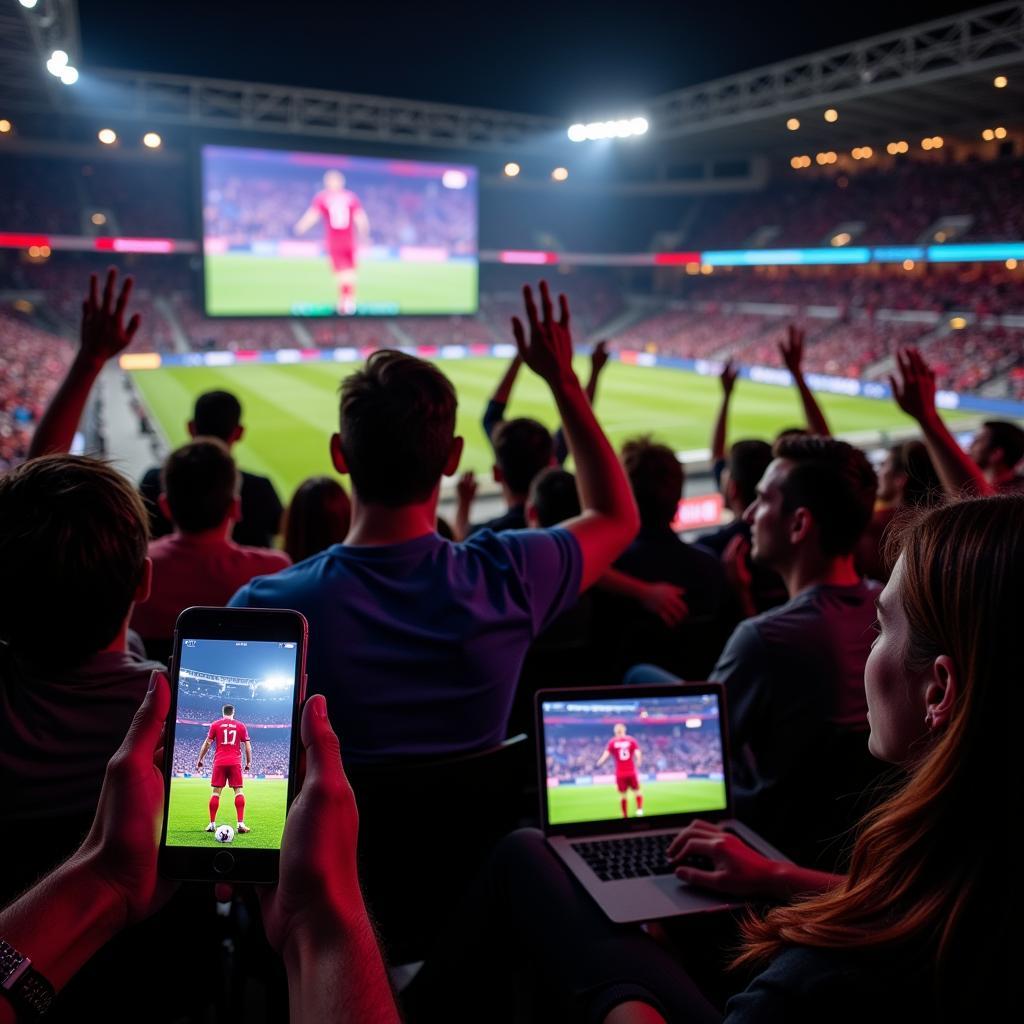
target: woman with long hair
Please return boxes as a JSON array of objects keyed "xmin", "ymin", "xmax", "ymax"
[{"xmin": 282, "ymin": 476, "xmax": 351, "ymax": 564}]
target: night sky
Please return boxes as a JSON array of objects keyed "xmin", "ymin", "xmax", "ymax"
[{"xmin": 78, "ymin": 0, "xmax": 986, "ymax": 118}]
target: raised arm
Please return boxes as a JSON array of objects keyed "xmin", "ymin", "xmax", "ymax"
[
  {"xmin": 779, "ymin": 325, "xmax": 831, "ymax": 438},
  {"xmin": 294, "ymin": 206, "xmax": 320, "ymax": 236},
  {"xmin": 554, "ymin": 341, "xmax": 610, "ymax": 464},
  {"xmin": 29, "ymin": 269, "xmax": 141, "ymax": 458},
  {"xmin": 512, "ymin": 283, "xmax": 639, "ymax": 591},
  {"xmin": 453, "ymin": 470, "xmax": 477, "ymax": 542},
  {"xmin": 482, "ymin": 353, "xmax": 524, "ymax": 448},
  {"xmin": 890, "ymin": 347, "xmax": 993, "ymax": 496},
  {"xmin": 711, "ymin": 359, "xmax": 739, "ymax": 463}
]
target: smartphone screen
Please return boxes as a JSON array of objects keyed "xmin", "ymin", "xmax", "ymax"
[{"xmin": 160, "ymin": 608, "xmax": 307, "ymax": 882}]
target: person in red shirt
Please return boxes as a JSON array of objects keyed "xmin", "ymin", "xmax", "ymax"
[
  {"xmin": 596, "ymin": 722, "xmax": 644, "ymax": 819},
  {"xmin": 294, "ymin": 169, "xmax": 371, "ymax": 315},
  {"xmin": 195, "ymin": 703, "xmax": 252, "ymax": 834}
]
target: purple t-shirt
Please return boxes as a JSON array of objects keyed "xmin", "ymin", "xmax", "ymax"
[{"xmin": 230, "ymin": 528, "xmax": 582, "ymax": 762}]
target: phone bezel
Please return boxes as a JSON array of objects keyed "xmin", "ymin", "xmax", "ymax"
[{"xmin": 159, "ymin": 606, "xmax": 309, "ymax": 884}]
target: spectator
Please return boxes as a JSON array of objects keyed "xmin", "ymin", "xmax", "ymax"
[
  {"xmin": 130, "ymin": 440, "xmax": 291, "ymax": 650},
  {"xmin": 283, "ymin": 476, "xmax": 352, "ymax": 563},
  {"xmin": 138, "ymin": 390, "xmax": 284, "ymax": 547},
  {"xmin": 231, "ymin": 283, "xmax": 639, "ymax": 763},
  {"xmin": 525, "ymin": 466, "xmax": 581, "ymax": 528},
  {"xmin": 968, "ymin": 419, "xmax": 1024, "ymax": 493}
]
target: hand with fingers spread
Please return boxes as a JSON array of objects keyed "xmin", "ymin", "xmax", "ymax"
[
  {"xmin": 778, "ymin": 324, "xmax": 806, "ymax": 378},
  {"xmin": 77, "ymin": 671, "xmax": 178, "ymax": 927},
  {"xmin": 511, "ymin": 281, "xmax": 577, "ymax": 391},
  {"xmin": 640, "ymin": 582, "xmax": 689, "ymax": 628},
  {"xmin": 590, "ymin": 340, "xmax": 610, "ymax": 377},
  {"xmin": 889, "ymin": 347, "xmax": 938, "ymax": 425},
  {"xmin": 720, "ymin": 358, "xmax": 738, "ymax": 397},
  {"xmin": 79, "ymin": 267, "xmax": 142, "ymax": 369}
]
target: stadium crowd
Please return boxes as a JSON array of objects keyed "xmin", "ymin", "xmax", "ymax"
[
  {"xmin": 171, "ymin": 726, "xmax": 291, "ymax": 777},
  {"xmin": 0, "ymin": 254, "xmax": 1020, "ymax": 1024},
  {"xmin": 546, "ymin": 727, "xmax": 723, "ymax": 781}
]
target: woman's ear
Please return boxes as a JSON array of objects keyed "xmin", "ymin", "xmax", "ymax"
[{"xmin": 923, "ymin": 654, "xmax": 958, "ymax": 731}]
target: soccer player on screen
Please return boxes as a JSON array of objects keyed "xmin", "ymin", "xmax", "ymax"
[
  {"xmin": 196, "ymin": 703, "xmax": 252, "ymax": 834},
  {"xmin": 294, "ymin": 169, "xmax": 370, "ymax": 315},
  {"xmin": 596, "ymin": 723, "xmax": 644, "ymax": 819}
]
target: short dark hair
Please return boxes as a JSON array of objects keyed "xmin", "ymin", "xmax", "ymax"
[
  {"xmin": 528, "ymin": 468, "xmax": 580, "ymax": 527},
  {"xmin": 223, "ymin": 704, "xmax": 234, "ymax": 716},
  {"xmin": 890, "ymin": 440, "xmax": 942, "ymax": 508},
  {"xmin": 982, "ymin": 420, "xmax": 1024, "ymax": 469},
  {"xmin": 339, "ymin": 350, "xmax": 458, "ymax": 506},
  {"xmin": 773, "ymin": 436, "xmax": 877, "ymax": 556},
  {"xmin": 161, "ymin": 439, "xmax": 238, "ymax": 534},
  {"xmin": 283, "ymin": 476, "xmax": 351, "ymax": 563},
  {"xmin": 492, "ymin": 418, "xmax": 554, "ymax": 496},
  {"xmin": 728, "ymin": 439, "xmax": 773, "ymax": 508},
  {"xmin": 193, "ymin": 391, "xmax": 242, "ymax": 441},
  {"xmin": 0, "ymin": 455, "xmax": 149, "ymax": 667},
  {"xmin": 621, "ymin": 436, "xmax": 683, "ymax": 528}
]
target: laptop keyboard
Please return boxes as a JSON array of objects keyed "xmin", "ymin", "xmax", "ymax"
[{"xmin": 570, "ymin": 834, "xmax": 679, "ymax": 882}]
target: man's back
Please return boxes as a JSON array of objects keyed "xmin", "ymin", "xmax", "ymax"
[
  {"xmin": 230, "ymin": 529, "xmax": 581, "ymax": 762},
  {"xmin": 139, "ymin": 466, "xmax": 283, "ymax": 548}
]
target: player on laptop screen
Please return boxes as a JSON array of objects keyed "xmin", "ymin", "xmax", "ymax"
[
  {"xmin": 294, "ymin": 169, "xmax": 370, "ymax": 314},
  {"xmin": 196, "ymin": 703, "xmax": 252, "ymax": 835},
  {"xmin": 596, "ymin": 723, "xmax": 645, "ymax": 819}
]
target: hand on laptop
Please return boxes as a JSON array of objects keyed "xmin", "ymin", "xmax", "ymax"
[{"xmin": 667, "ymin": 820, "xmax": 784, "ymax": 900}]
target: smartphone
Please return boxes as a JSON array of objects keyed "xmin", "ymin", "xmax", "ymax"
[{"xmin": 159, "ymin": 606, "xmax": 308, "ymax": 884}]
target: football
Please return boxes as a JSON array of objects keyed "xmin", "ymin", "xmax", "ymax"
[{"xmin": 214, "ymin": 824, "xmax": 235, "ymax": 843}]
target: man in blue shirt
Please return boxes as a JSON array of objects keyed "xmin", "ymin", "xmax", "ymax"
[{"xmin": 232, "ymin": 283, "xmax": 639, "ymax": 763}]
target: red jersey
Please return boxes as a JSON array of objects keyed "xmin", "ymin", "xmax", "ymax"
[
  {"xmin": 208, "ymin": 717, "xmax": 250, "ymax": 767},
  {"xmin": 312, "ymin": 189, "xmax": 362, "ymax": 245},
  {"xmin": 606, "ymin": 736, "xmax": 639, "ymax": 775}
]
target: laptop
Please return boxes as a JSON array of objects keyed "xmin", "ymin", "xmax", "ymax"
[{"xmin": 536, "ymin": 683, "xmax": 790, "ymax": 923}]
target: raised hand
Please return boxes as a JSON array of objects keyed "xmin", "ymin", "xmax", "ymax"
[
  {"xmin": 720, "ymin": 358, "xmax": 738, "ymax": 396},
  {"xmin": 667, "ymin": 819, "xmax": 781, "ymax": 898},
  {"xmin": 890, "ymin": 347, "xmax": 938, "ymax": 424},
  {"xmin": 456, "ymin": 470, "xmax": 478, "ymax": 507},
  {"xmin": 778, "ymin": 324, "xmax": 805, "ymax": 377},
  {"xmin": 78, "ymin": 672, "xmax": 178, "ymax": 926},
  {"xmin": 511, "ymin": 281, "xmax": 577, "ymax": 390},
  {"xmin": 591, "ymin": 340, "xmax": 610, "ymax": 376},
  {"xmin": 640, "ymin": 582, "xmax": 689, "ymax": 628},
  {"xmin": 80, "ymin": 267, "xmax": 142, "ymax": 367},
  {"xmin": 722, "ymin": 532, "xmax": 753, "ymax": 593}
]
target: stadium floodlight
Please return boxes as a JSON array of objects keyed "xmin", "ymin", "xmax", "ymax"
[
  {"xmin": 994, "ymin": 75, "xmax": 1008, "ymax": 88},
  {"xmin": 982, "ymin": 128, "xmax": 995, "ymax": 141},
  {"xmin": 630, "ymin": 117, "xmax": 649, "ymax": 135},
  {"xmin": 91, "ymin": 212, "xmax": 107, "ymax": 225},
  {"xmin": 786, "ymin": 117, "xmax": 800, "ymax": 131},
  {"xmin": 98, "ymin": 128, "xmax": 117, "ymax": 145},
  {"xmin": 994, "ymin": 126, "xmax": 1007, "ymax": 140},
  {"xmin": 1007, "ymin": 259, "xmax": 1019, "ymax": 270},
  {"xmin": 0, "ymin": 120, "xmax": 11, "ymax": 134},
  {"xmin": 19, "ymin": 0, "xmax": 39, "ymax": 8},
  {"xmin": 568, "ymin": 117, "xmax": 650, "ymax": 142},
  {"xmin": 59, "ymin": 65, "xmax": 79, "ymax": 85},
  {"xmin": 143, "ymin": 131, "xmax": 162, "ymax": 149},
  {"xmin": 824, "ymin": 108, "xmax": 839, "ymax": 123},
  {"xmin": 503, "ymin": 161, "xmax": 521, "ymax": 177},
  {"xmin": 441, "ymin": 169, "xmax": 468, "ymax": 189},
  {"xmin": 551, "ymin": 166, "xmax": 569, "ymax": 182},
  {"xmin": 46, "ymin": 50, "xmax": 69, "ymax": 77},
  {"xmin": 567, "ymin": 123, "xmax": 587, "ymax": 142},
  {"xmin": 262, "ymin": 675, "xmax": 292, "ymax": 690}
]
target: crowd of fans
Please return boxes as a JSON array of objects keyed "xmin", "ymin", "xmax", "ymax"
[{"xmin": 170, "ymin": 724, "xmax": 291, "ymax": 776}]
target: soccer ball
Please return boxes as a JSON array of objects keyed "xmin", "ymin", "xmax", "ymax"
[{"xmin": 214, "ymin": 824, "xmax": 235, "ymax": 844}]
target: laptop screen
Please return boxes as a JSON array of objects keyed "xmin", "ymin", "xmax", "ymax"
[{"xmin": 540, "ymin": 691, "xmax": 728, "ymax": 828}]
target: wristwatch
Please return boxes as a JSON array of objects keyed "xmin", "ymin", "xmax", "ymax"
[{"xmin": 0, "ymin": 940, "xmax": 55, "ymax": 1019}]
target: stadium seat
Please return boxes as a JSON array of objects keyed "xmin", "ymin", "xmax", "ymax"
[{"xmin": 344, "ymin": 733, "xmax": 531, "ymax": 964}]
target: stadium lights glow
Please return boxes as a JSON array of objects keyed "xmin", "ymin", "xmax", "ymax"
[
  {"xmin": 59, "ymin": 66, "xmax": 78, "ymax": 85},
  {"xmin": 852, "ymin": 146, "xmax": 875, "ymax": 160},
  {"xmin": 831, "ymin": 232, "xmax": 852, "ymax": 247},
  {"xmin": 786, "ymin": 118, "xmax": 800, "ymax": 131},
  {"xmin": 551, "ymin": 166, "xmax": 569, "ymax": 181},
  {"xmin": 886, "ymin": 140, "xmax": 909, "ymax": 155},
  {"xmin": 949, "ymin": 316, "xmax": 967, "ymax": 330},
  {"xmin": 262, "ymin": 676, "xmax": 292, "ymax": 690},
  {"xmin": 567, "ymin": 116, "xmax": 648, "ymax": 142},
  {"xmin": 700, "ymin": 264, "xmax": 713, "ymax": 275},
  {"xmin": 903, "ymin": 259, "xmax": 915, "ymax": 270},
  {"xmin": 503, "ymin": 162, "xmax": 520, "ymax": 177},
  {"xmin": 98, "ymin": 128, "xmax": 117, "ymax": 145},
  {"xmin": 824, "ymin": 108, "xmax": 839, "ymax": 123},
  {"xmin": 790, "ymin": 155, "xmax": 811, "ymax": 169},
  {"xmin": 815, "ymin": 151, "xmax": 837, "ymax": 166},
  {"xmin": 994, "ymin": 75, "xmax": 1008, "ymax": 88},
  {"xmin": 0, "ymin": 119, "xmax": 11, "ymax": 134},
  {"xmin": 1006, "ymin": 258, "xmax": 1019, "ymax": 270},
  {"xmin": 934, "ymin": 230, "xmax": 948, "ymax": 243},
  {"xmin": 994, "ymin": 126, "xmax": 1008, "ymax": 139},
  {"xmin": 982, "ymin": 128, "xmax": 995, "ymax": 141},
  {"xmin": 19, "ymin": 0, "xmax": 39, "ymax": 9},
  {"xmin": 91, "ymin": 212, "xmax": 107, "ymax": 225},
  {"xmin": 143, "ymin": 132, "xmax": 162, "ymax": 149}
]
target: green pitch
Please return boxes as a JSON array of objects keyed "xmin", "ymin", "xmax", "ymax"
[
  {"xmin": 547, "ymin": 778, "xmax": 727, "ymax": 826},
  {"xmin": 131, "ymin": 357, "xmax": 970, "ymax": 504},
  {"xmin": 205, "ymin": 253, "xmax": 477, "ymax": 315},
  {"xmin": 165, "ymin": 777, "xmax": 287, "ymax": 851}
]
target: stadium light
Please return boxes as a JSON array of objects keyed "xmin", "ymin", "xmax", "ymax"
[
  {"xmin": 143, "ymin": 131, "xmax": 162, "ymax": 149},
  {"xmin": 0, "ymin": 119, "xmax": 11, "ymax": 134},
  {"xmin": 91, "ymin": 212, "xmax": 107, "ymax": 225},
  {"xmin": 503, "ymin": 161, "xmax": 520, "ymax": 177},
  {"xmin": 98, "ymin": 128, "xmax": 117, "ymax": 145},
  {"xmin": 831, "ymin": 232, "xmax": 852, "ymax": 247},
  {"xmin": 902, "ymin": 259, "xmax": 915, "ymax": 271},
  {"xmin": 567, "ymin": 116, "xmax": 649, "ymax": 142},
  {"xmin": 994, "ymin": 126, "xmax": 1007, "ymax": 139},
  {"xmin": 551, "ymin": 166, "xmax": 569, "ymax": 181},
  {"xmin": 262, "ymin": 676, "xmax": 292, "ymax": 690},
  {"xmin": 982, "ymin": 128, "xmax": 995, "ymax": 141},
  {"xmin": 786, "ymin": 118, "xmax": 800, "ymax": 131},
  {"xmin": 994, "ymin": 75, "xmax": 1008, "ymax": 88},
  {"xmin": 949, "ymin": 316, "xmax": 967, "ymax": 330},
  {"xmin": 824, "ymin": 108, "xmax": 839, "ymax": 123},
  {"xmin": 1006, "ymin": 258, "xmax": 1018, "ymax": 270},
  {"xmin": 59, "ymin": 65, "xmax": 78, "ymax": 85},
  {"xmin": 19, "ymin": 0, "xmax": 39, "ymax": 8}
]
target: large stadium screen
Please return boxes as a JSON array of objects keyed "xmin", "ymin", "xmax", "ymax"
[
  {"xmin": 166, "ymin": 638, "xmax": 298, "ymax": 851},
  {"xmin": 541, "ymin": 694, "xmax": 728, "ymax": 827},
  {"xmin": 200, "ymin": 144, "xmax": 478, "ymax": 317}
]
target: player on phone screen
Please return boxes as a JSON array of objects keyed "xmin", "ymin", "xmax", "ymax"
[
  {"xmin": 293, "ymin": 169, "xmax": 371, "ymax": 314},
  {"xmin": 596, "ymin": 722, "xmax": 644, "ymax": 819},
  {"xmin": 196, "ymin": 703, "xmax": 252, "ymax": 834}
]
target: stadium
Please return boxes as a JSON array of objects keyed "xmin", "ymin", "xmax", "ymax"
[{"xmin": 1, "ymin": 1, "xmax": 1021, "ymax": 1020}]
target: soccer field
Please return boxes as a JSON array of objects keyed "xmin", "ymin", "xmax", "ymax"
[
  {"xmin": 165, "ymin": 777, "xmax": 287, "ymax": 851},
  {"xmin": 547, "ymin": 778, "xmax": 727, "ymax": 826},
  {"xmin": 204, "ymin": 253, "xmax": 478, "ymax": 316},
  {"xmin": 131, "ymin": 357, "xmax": 965, "ymax": 504}
]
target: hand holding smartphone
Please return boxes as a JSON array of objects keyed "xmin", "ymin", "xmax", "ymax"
[{"xmin": 159, "ymin": 607, "xmax": 308, "ymax": 884}]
